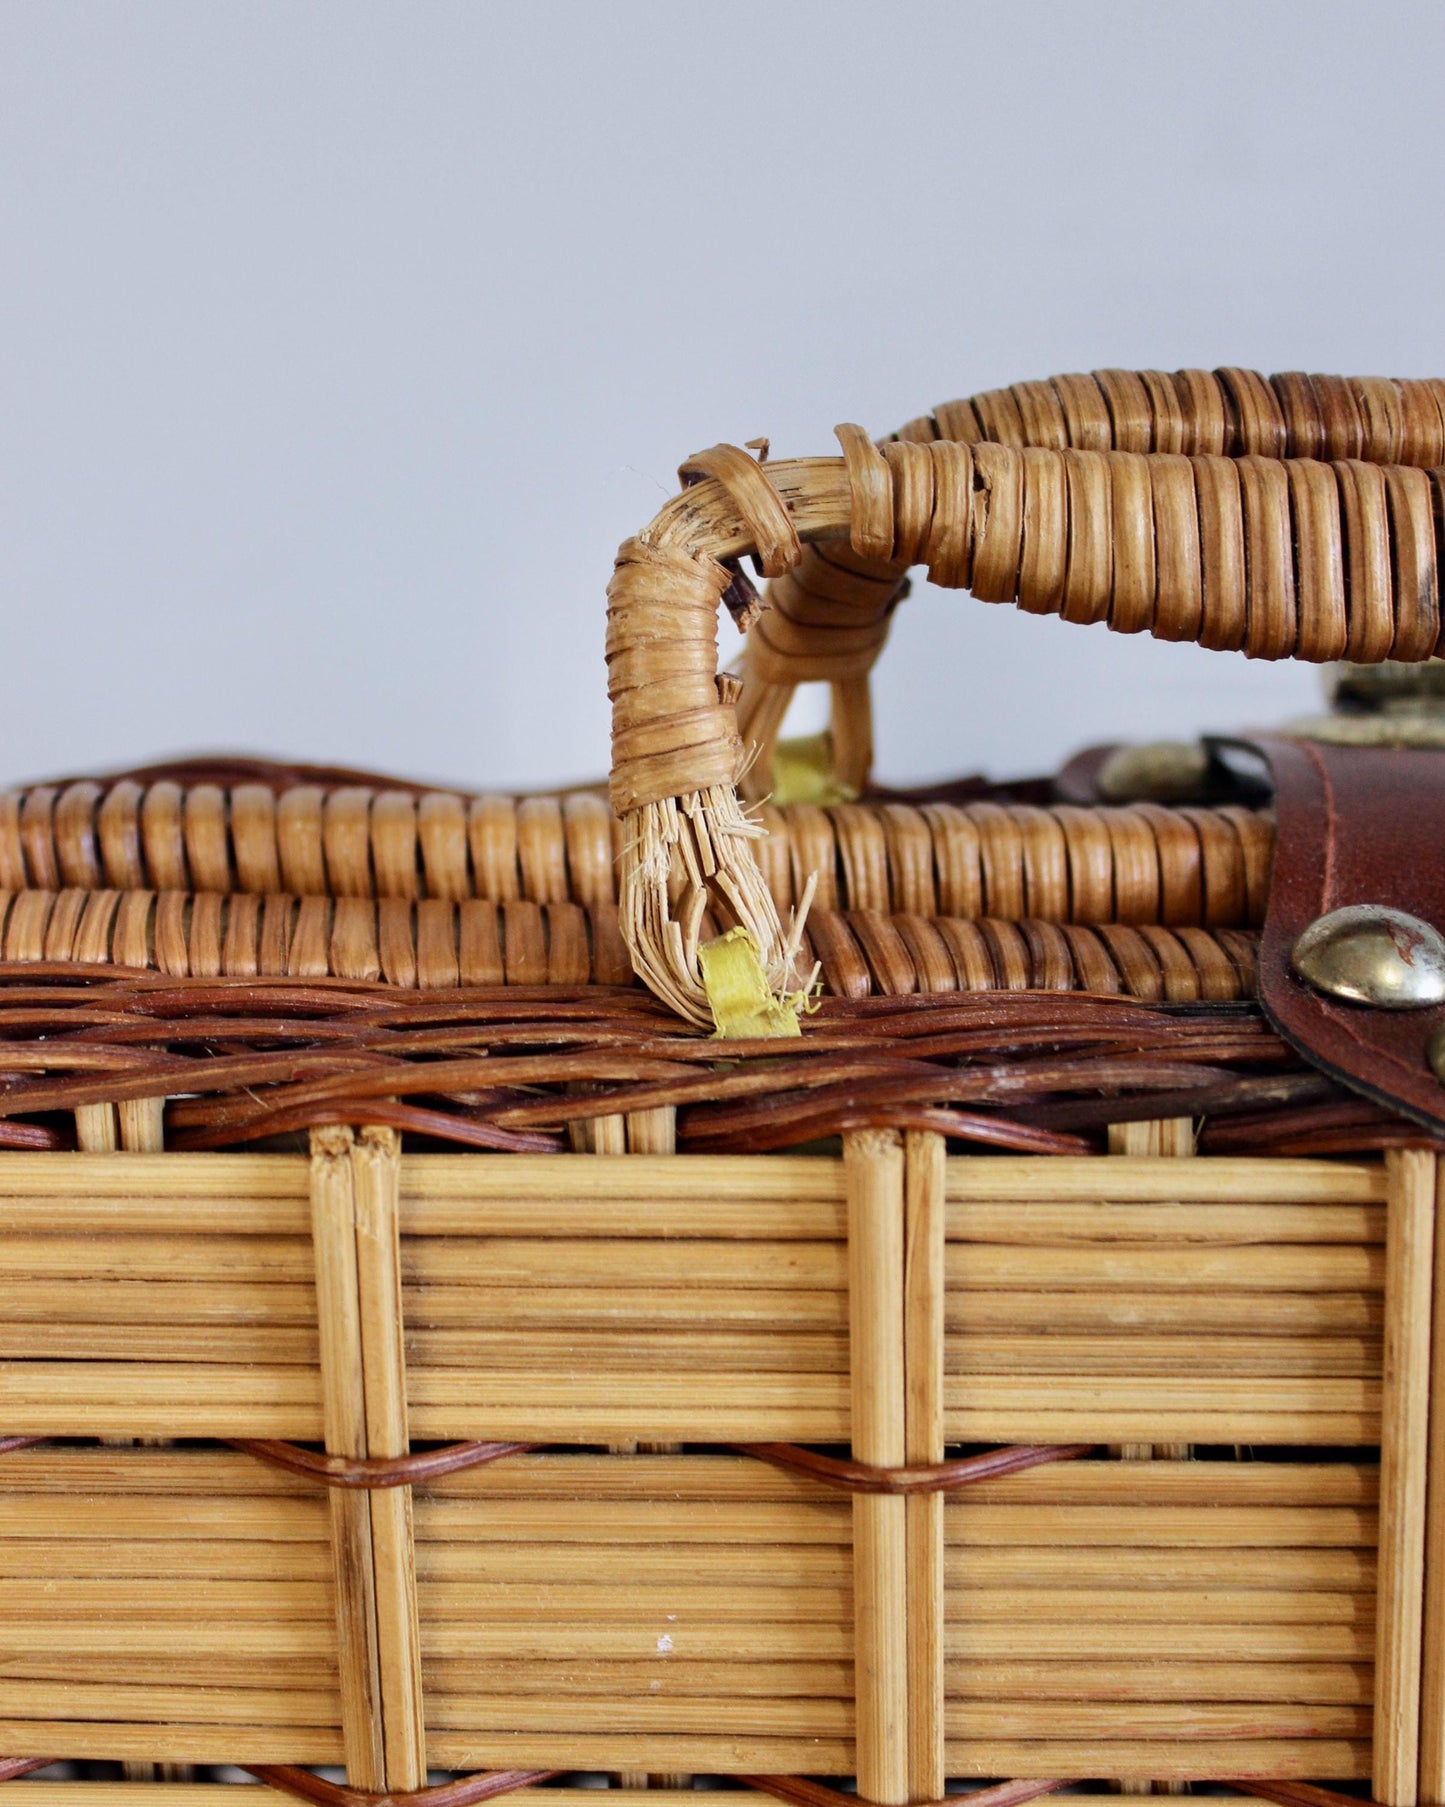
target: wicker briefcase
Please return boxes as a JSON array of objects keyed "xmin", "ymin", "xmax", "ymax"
[{"xmin": 6, "ymin": 369, "xmax": 1445, "ymax": 1807}]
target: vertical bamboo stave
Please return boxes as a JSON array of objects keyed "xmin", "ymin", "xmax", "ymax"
[
  {"xmin": 1420, "ymin": 1159, "xmax": 1445, "ymax": 1802},
  {"xmin": 904, "ymin": 1131, "xmax": 945, "ymax": 1803},
  {"xmin": 311, "ymin": 1125, "xmax": 426, "ymax": 1792},
  {"xmin": 1375, "ymin": 1148, "xmax": 1435, "ymax": 1806},
  {"xmin": 849, "ymin": 1128, "xmax": 909, "ymax": 1805},
  {"xmin": 1106, "ymin": 1118, "xmax": 1196, "ymax": 1797}
]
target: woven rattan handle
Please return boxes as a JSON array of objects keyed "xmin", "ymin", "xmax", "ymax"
[
  {"xmin": 607, "ymin": 368, "xmax": 1445, "ymax": 1024},
  {"xmin": 739, "ymin": 369, "xmax": 1445, "ymax": 800}
]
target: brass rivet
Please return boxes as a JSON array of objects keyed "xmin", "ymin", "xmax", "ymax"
[
  {"xmin": 1291, "ymin": 905, "xmax": 1445, "ymax": 1008},
  {"xmin": 1428, "ymin": 1025, "xmax": 1445, "ymax": 1085}
]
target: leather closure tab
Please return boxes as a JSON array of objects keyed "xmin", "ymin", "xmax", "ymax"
[{"xmin": 1252, "ymin": 734, "xmax": 1445, "ymax": 1136}]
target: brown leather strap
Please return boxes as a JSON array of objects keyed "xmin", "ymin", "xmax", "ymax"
[{"xmin": 1253, "ymin": 735, "xmax": 1445, "ymax": 1135}]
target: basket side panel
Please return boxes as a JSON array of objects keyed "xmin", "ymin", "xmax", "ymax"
[
  {"xmin": 0, "ymin": 1153, "xmax": 320, "ymax": 1439},
  {"xmin": 943, "ymin": 1455, "xmax": 1377, "ymax": 1781},
  {"xmin": 0, "ymin": 1445, "xmax": 339, "ymax": 1763},
  {"xmin": 944, "ymin": 1155, "xmax": 1387, "ymax": 1445},
  {"xmin": 400, "ymin": 1155, "xmax": 849, "ymax": 1444},
  {"xmin": 414, "ymin": 1451, "xmax": 854, "ymax": 1773}
]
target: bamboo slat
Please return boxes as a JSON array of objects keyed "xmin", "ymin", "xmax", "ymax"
[
  {"xmin": 402, "ymin": 1239, "xmax": 848, "ymax": 1287},
  {"xmin": 0, "ymin": 1493, "xmax": 324, "ymax": 1535},
  {"xmin": 903, "ymin": 1130, "xmax": 944, "ymax": 1803},
  {"xmin": 0, "ymin": 1682, "xmax": 342, "ymax": 1727},
  {"xmin": 944, "ymin": 1243, "xmax": 1380, "ymax": 1288},
  {"xmin": 424, "ymin": 1731, "xmax": 855, "ymax": 1770},
  {"xmin": 0, "ymin": 1324, "xmax": 321, "ymax": 1362},
  {"xmin": 1374, "ymin": 1149, "xmax": 1436, "ymax": 1806},
  {"xmin": 1106, "ymin": 1117, "xmax": 1195, "ymax": 1793},
  {"xmin": 406, "ymin": 1282, "xmax": 846, "ymax": 1327},
  {"xmin": 1420, "ymin": 1159, "xmax": 1445, "ymax": 1804},
  {"xmin": 949, "ymin": 1200, "xmax": 1384, "ymax": 1243},
  {"xmin": 944, "ymin": 1660, "xmax": 1372, "ymax": 1702},
  {"xmin": 0, "ymin": 1279, "xmax": 317, "ymax": 1324},
  {"xmin": 943, "ymin": 1589, "xmax": 1372, "ymax": 1628},
  {"xmin": 941, "ymin": 1625, "xmax": 1375, "ymax": 1660},
  {"xmin": 1108, "ymin": 1118, "xmax": 1196, "ymax": 1159},
  {"xmin": 845, "ymin": 1128, "xmax": 908, "ymax": 1805},
  {"xmin": 352, "ymin": 1127, "xmax": 427, "ymax": 1790},
  {"xmin": 0, "ymin": 1365, "xmax": 323, "ymax": 1436},
  {"xmin": 407, "ymin": 1375, "xmax": 848, "ymax": 1443},
  {"xmin": 118, "ymin": 1095, "xmax": 166, "ymax": 1153},
  {"xmin": 421, "ymin": 1658, "xmax": 855, "ymax": 1697},
  {"xmin": 945, "ymin": 1155, "xmax": 1385, "ymax": 1202},
  {"xmin": 948, "ymin": 1459, "xmax": 1376, "ymax": 1505},
  {"xmin": 57, "ymin": 1055, "xmax": 178, "ymax": 1780},
  {"xmin": 941, "ymin": 1385, "xmax": 1377, "ymax": 1445},
  {"xmin": 1, "ymin": 1586, "xmax": 332, "ymax": 1621},
  {"xmin": 310, "ymin": 1126, "xmax": 385, "ymax": 1788},
  {"xmin": 0, "ymin": 1546, "xmax": 329, "ymax": 1581},
  {"xmin": 0, "ymin": 1725, "xmax": 344, "ymax": 1764},
  {"xmin": 946, "ymin": 1332, "xmax": 1379, "ymax": 1375},
  {"xmin": 310, "ymin": 1126, "xmax": 426, "ymax": 1790},
  {"xmin": 943, "ymin": 1701, "xmax": 1370, "ymax": 1737},
  {"xmin": 418, "ymin": 1618, "xmax": 854, "ymax": 1656},
  {"xmin": 946, "ymin": 1290, "xmax": 1382, "ymax": 1331},
  {"xmin": 422, "ymin": 1695, "xmax": 853, "ymax": 1736},
  {"xmin": 73, "ymin": 1102, "xmax": 118, "ymax": 1151},
  {"xmin": 942, "ymin": 1547, "xmax": 1375, "ymax": 1588},
  {"xmin": 946, "ymin": 1502, "xmax": 1374, "ymax": 1546},
  {"xmin": 402, "ymin": 1151, "xmax": 846, "ymax": 1208},
  {"xmin": 939, "ymin": 1737, "xmax": 1371, "ymax": 1782},
  {"xmin": 417, "ymin": 1652, "xmax": 1376, "ymax": 1703}
]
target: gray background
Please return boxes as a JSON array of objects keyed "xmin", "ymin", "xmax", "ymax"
[{"xmin": 1, "ymin": 1, "xmax": 1442, "ymax": 793}]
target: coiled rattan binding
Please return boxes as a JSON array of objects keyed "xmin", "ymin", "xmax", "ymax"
[
  {"xmin": 606, "ymin": 369, "xmax": 1445, "ymax": 1022},
  {"xmin": 0, "ymin": 774, "xmax": 1272, "ymax": 1000},
  {"xmin": 0, "ymin": 776, "xmax": 1270, "ymax": 923}
]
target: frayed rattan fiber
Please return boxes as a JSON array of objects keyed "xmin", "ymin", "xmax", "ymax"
[{"xmin": 608, "ymin": 369, "xmax": 1444, "ymax": 1022}]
